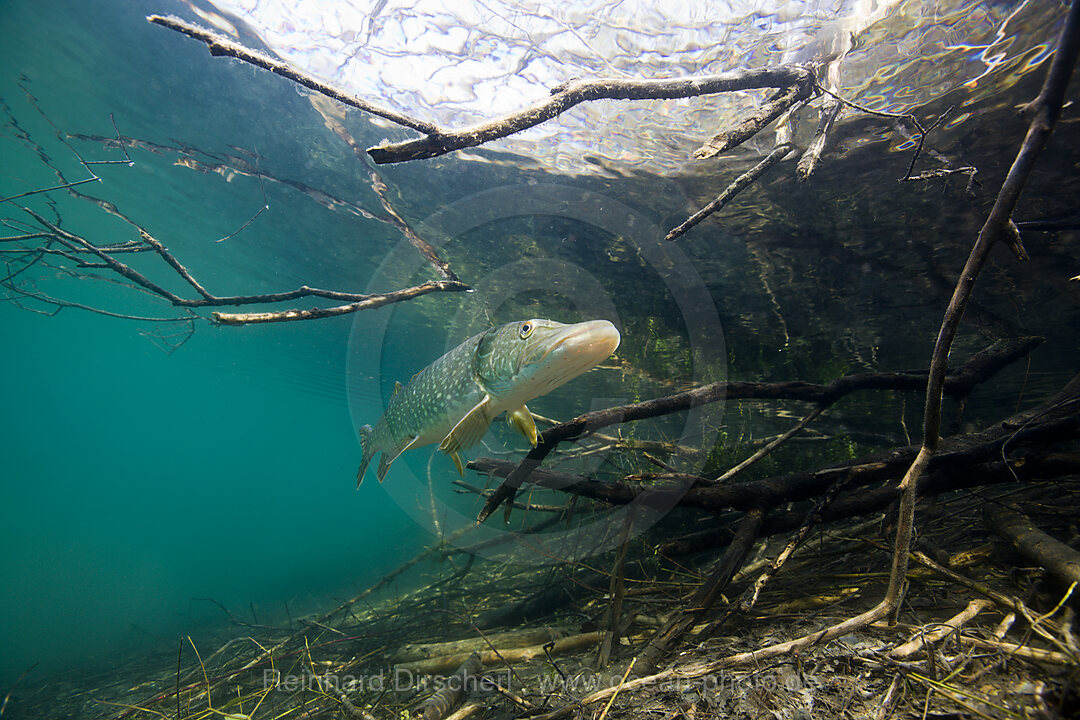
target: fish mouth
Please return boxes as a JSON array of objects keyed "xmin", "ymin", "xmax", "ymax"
[{"xmin": 531, "ymin": 319, "xmax": 621, "ymax": 386}]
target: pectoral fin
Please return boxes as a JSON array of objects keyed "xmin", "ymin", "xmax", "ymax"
[
  {"xmin": 376, "ymin": 434, "xmax": 420, "ymax": 482},
  {"xmin": 507, "ymin": 405, "xmax": 538, "ymax": 447},
  {"xmin": 439, "ymin": 395, "xmax": 492, "ymax": 455},
  {"xmin": 449, "ymin": 451, "xmax": 465, "ymax": 477}
]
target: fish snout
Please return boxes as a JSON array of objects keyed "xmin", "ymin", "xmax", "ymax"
[{"xmin": 533, "ymin": 319, "xmax": 620, "ymax": 384}]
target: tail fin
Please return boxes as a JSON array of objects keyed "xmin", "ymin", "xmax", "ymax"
[{"xmin": 356, "ymin": 424, "xmax": 375, "ymax": 488}]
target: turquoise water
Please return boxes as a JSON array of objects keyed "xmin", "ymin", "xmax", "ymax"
[{"xmin": 0, "ymin": 0, "xmax": 431, "ymax": 682}]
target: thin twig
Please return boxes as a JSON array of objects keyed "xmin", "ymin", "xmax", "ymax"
[{"xmin": 665, "ymin": 142, "xmax": 794, "ymax": 241}]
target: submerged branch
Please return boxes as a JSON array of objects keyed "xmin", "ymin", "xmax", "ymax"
[
  {"xmin": 211, "ymin": 280, "xmax": 467, "ymax": 324},
  {"xmin": 3, "ymin": 94, "xmax": 469, "ymax": 328},
  {"xmin": 367, "ymin": 67, "xmax": 812, "ymax": 164},
  {"xmin": 473, "ymin": 336, "xmax": 1042, "ymax": 522},
  {"xmin": 665, "ymin": 142, "xmax": 794, "ymax": 241},
  {"xmin": 146, "ymin": 15, "xmax": 440, "ymax": 135}
]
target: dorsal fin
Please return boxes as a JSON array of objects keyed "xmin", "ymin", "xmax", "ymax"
[{"xmin": 392, "ymin": 380, "xmax": 404, "ymax": 397}]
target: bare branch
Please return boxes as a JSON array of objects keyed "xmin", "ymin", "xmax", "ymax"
[
  {"xmin": 369, "ymin": 171, "xmax": 461, "ymax": 282},
  {"xmin": 211, "ymin": 279, "xmax": 467, "ymax": 325},
  {"xmin": 665, "ymin": 142, "xmax": 794, "ymax": 241},
  {"xmin": 694, "ymin": 82, "xmax": 812, "ymax": 159},
  {"xmin": 472, "ymin": 335, "xmax": 1043, "ymax": 522},
  {"xmin": 3, "ymin": 96, "xmax": 470, "ymax": 328},
  {"xmin": 146, "ymin": 14, "xmax": 441, "ymax": 135},
  {"xmin": 909, "ymin": 0, "xmax": 1078, "ymax": 475},
  {"xmin": 367, "ymin": 67, "xmax": 813, "ymax": 164}
]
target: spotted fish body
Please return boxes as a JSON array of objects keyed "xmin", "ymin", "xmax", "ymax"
[{"xmin": 356, "ymin": 319, "xmax": 621, "ymax": 485}]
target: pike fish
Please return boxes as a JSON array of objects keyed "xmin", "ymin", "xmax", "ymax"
[{"xmin": 356, "ymin": 318, "xmax": 620, "ymax": 485}]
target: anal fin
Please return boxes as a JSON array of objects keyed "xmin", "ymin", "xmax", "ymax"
[{"xmin": 376, "ymin": 434, "xmax": 420, "ymax": 482}]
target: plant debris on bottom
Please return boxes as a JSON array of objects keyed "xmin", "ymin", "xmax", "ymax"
[{"xmin": 8, "ymin": 476, "xmax": 1079, "ymax": 720}]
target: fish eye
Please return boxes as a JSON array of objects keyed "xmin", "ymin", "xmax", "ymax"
[{"xmin": 519, "ymin": 322, "xmax": 533, "ymax": 339}]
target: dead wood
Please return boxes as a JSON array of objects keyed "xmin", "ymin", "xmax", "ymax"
[
  {"xmin": 8, "ymin": 203, "xmax": 468, "ymax": 327},
  {"xmin": 416, "ymin": 652, "xmax": 481, "ymax": 720},
  {"xmin": 796, "ymin": 95, "xmax": 842, "ymax": 180},
  {"xmin": 391, "ymin": 628, "xmax": 561, "ymax": 663},
  {"xmin": 210, "ymin": 280, "xmax": 466, "ymax": 324},
  {"xmin": 2, "ymin": 88, "xmax": 469, "ymax": 332},
  {"xmin": 146, "ymin": 15, "xmax": 439, "ymax": 134},
  {"xmin": 693, "ymin": 82, "xmax": 812, "ymax": 159},
  {"xmin": 472, "ymin": 335, "xmax": 1042, "ymax": 522},
  {"xmin": 146, "ymin": 13, "xmax": 815, "ymax": 165},
  {"xmin": 368, "ymin": 68, "xmax": 814, "ymax": 164},
  {"xmin": 656, "ymin": 450, "xmax": 1080, "ymax": 559},
  {"xmin": 986, "ymin": 505, "xmax": 1080, "ymax": 588},
  {"xmin": 469, "ymin": 406, "xmax": 1080, "ymax": 518},
  {"xmin": 888, "ymin": 598, "xmax": 994, "ymax": 659},
  {"xmin": 598, "ymin": 510, "xmax": 635, "ymax": 669},
  {"xmin": 633, "ymin": 508, "xmax": 766, "ymax": 674},
  {"xmin": 888, "ymin": 0, "xmax": 1079, "ymax": 630},
  {"xmin": 665, "ymin": 142, "xmax": 795, "ymax": 241},
  {"xmin": 397, "ymin": 632, "xmax": 604, "ymax": 676},
  {"xmin": 369, "ymin": 171, "xmax": 461, "ymax": 283}
]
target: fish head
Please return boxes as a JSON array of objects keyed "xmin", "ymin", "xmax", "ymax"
[{"xmin": 475, "ymin": 318, "xmax": 621, "ymax": 401}]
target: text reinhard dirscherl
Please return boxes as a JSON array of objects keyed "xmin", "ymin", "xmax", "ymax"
[{"xmin": 262, "ymin": 667, "xmax": 806, "ymax": 694}]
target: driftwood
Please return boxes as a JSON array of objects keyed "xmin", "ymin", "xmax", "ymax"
[
  {"xmin": 0, "ymin": 86, "xmax": 469, "ymax": 335},
  {"xmin": 888, "ymin": 598, "xmax": 994, "ymax": 659},
  {"xmin": 470, "ymin": 386, "xmax": 1080, "ymax": 517},
  {"xmin": 146, "ymin": 15, "xmax": 439, "ymax": 135},
  {"xmin": 391, "ymin": 628, "xmax": 561, "ymax": 663},
  {"xmin": 473, "ymin": 335, "xmax": 1042, "ymax": 522},
  {"xmin": 368, "ymin": 69, "xmax": 813, "ymax": 164},
  {"xmin": 633, "ymin": 508, "xmax": 766, "ymax": 674},
  {"xmin": 664, "ymin": 142, "xmax": 795, "ymax": 241},
  {"xmin": 143, "ymin": 10, "xmax": 973, "ymax": 256},
  {"xmin": 986, "ymin": 506, "xmax": 1080, "ymax": 587},
  {"xmin": 5, "ymin": 192, "xmax": 467, "ymax": 328},
  {"xmin": 147, "ymin": 14, "xmax": 816, "ymax": 165},
  {"xmin": 416, "ymin": 652, "xmax": 482, "ymax": 720},
  {"xmin": 397, "ymin": 632, "xmax": 604, "ymax": 676},
  {"xmin": 651, "ymin": 449, "xmax": 1080, "ymax": 559}
]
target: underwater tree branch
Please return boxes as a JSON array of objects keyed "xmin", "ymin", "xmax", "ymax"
[
  {"xmin": 665, "ymin": 142, "xmax": 794, "ymax": 241},
  {"xmin": 878, "ymin": 0, "xmax": 1079, "ymax": 635},
  {"xmin": 633, "ymin": 507, "xmax": 766, "ymax": 674},
  {"xmin": 368, "ymin": 171, "xmax": 461, "ymax": 283},
  {"xmin": 471, "ymin": 410, "xmax": 1080, "ymax": 518},
  {"xmin": 693, "ymin": 83, "xmax": 812, "ymax": 159},
  {"xmin": 3, "ymin": 102, "xmax": 471, "ymax": 328},
  {"xmin": 6, "ymin": 208, "xmax": 469, "ymax": 323},
  {"xmin": 146, "ymin": 14, "xmax": 441, "ymax": 135},
  {"xmin": 473, "ymin": 335, "xmax": 1041, "ymax": 522},
  {"xmin": 366, "ymin": 67, "xmax": 814, "ymax": 164},
  {"xmin": 210, "ymin": 280, "xmax": 467, "ymax": 324},
  {"xmin": 796, "ymin": 95, "xmax": 841, "ymax": 180},
  {"xmin": 894, "ymin": 0, "xmax": 1079, "ymax": 619},
  {"xmin": 985, "ymin": 505, "xmax": 1080, "ymax": 588}
]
